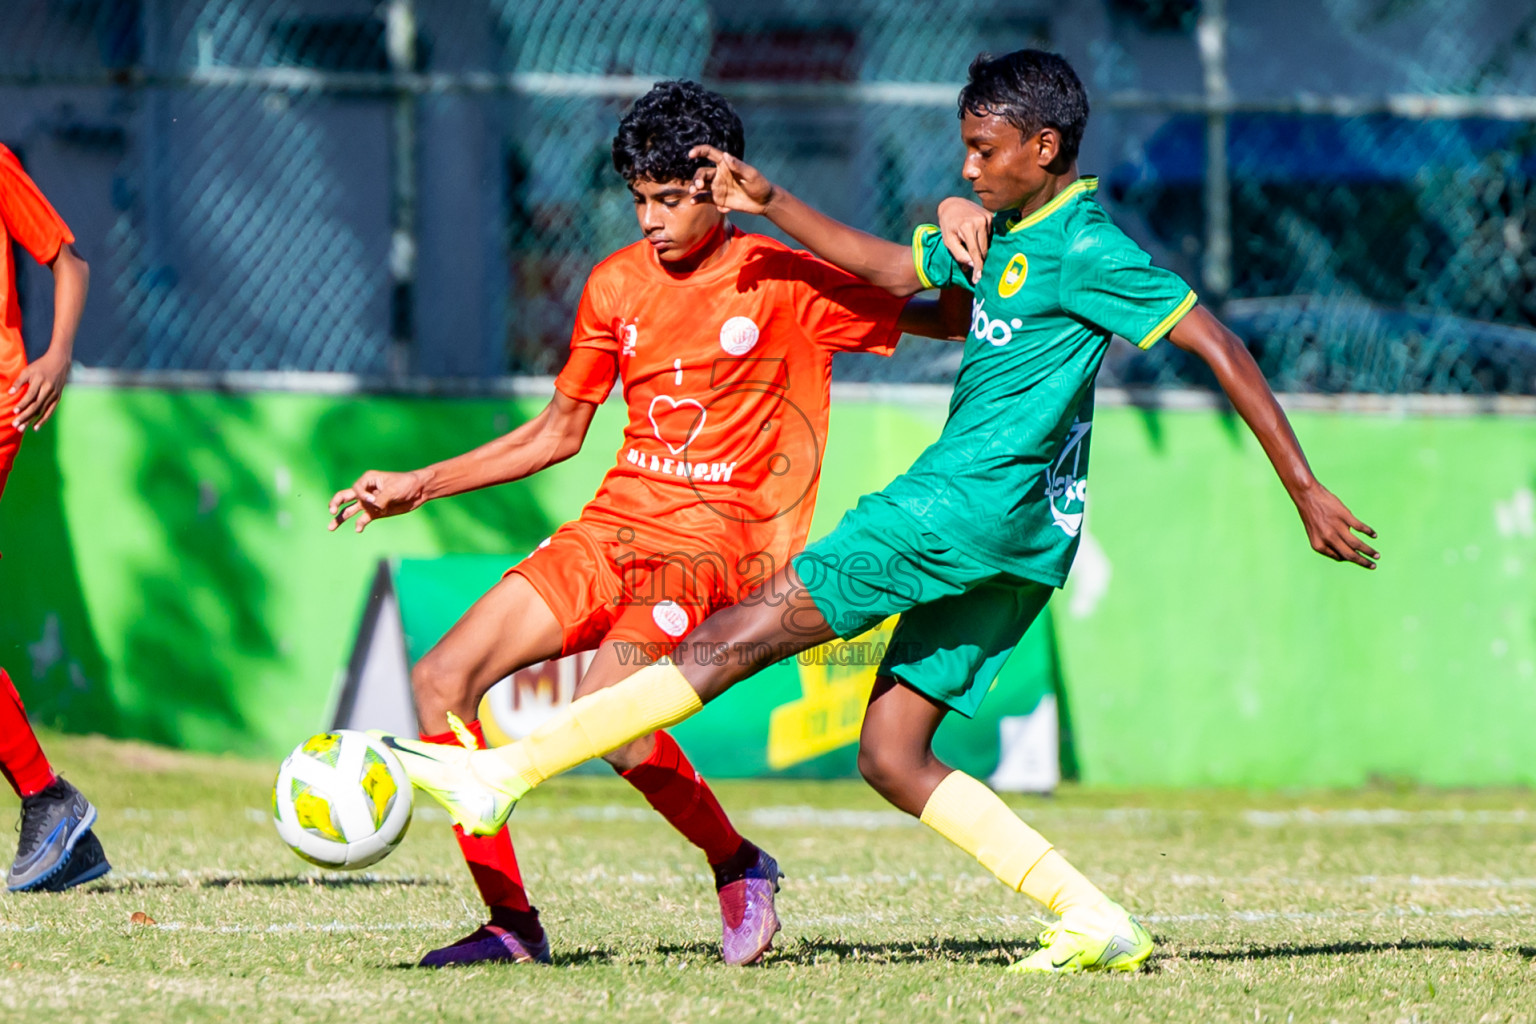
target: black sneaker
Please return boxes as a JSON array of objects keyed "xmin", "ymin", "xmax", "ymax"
[
  {"xmin": 7, "ymin": 778, "xmax": 98, "ymax": 892},
  {"xmin": 40, "ymin": 829, "xmax": 111, "ymax": 892}
]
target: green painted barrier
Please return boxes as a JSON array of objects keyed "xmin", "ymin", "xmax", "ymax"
[
  {"xmin": 0, "ymin": 385, "xmax": 1531, "ymax": 786},
  {"xmin": 1056, "ymin": 408, "xmax": 1536, "ymax": 787}
]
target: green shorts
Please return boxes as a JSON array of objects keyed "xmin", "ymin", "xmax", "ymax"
[{"xmin": 790, "ymin": 492, "xmax": 1054, "ymax": 718}]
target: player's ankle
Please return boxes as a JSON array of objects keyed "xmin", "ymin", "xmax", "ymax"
[
  {"xmin": 21, "ymin": 775, "xmax": 67, "ymax": 803},
  {"xmin": 1059, "ymin": 895, "xmax": 1118, "ymax": 921},
  {"xmin": 711, "ymin": 839, "xmax": 760, "ymax": 889},
  {"xmin": 488, "ymin": 904, "xmax": 544, "ymax": 941}
]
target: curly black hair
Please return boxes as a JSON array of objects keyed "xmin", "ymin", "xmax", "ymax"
[
  {"xmin": 612, "ymin": 80, "xmax": 745, "ymax": 184},
  {"xmin": 958, "ymin": 50, "xmax": 1089, "ymax": 167}
]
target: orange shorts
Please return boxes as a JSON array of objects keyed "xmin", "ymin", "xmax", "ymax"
[
  {"xmin": 0, "ymin": 428, "xmax": 18, "ymax": 502},
  {"xmin": 510, "ymin": 515, "xmax": 750, "ymax": 659},
  {"xmin": 0, "ymin": 367, "xmax": 21, "ymax": 502}
]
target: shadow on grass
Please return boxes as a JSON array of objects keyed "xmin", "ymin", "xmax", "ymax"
[
  {"xmin": 676, "ymin": 936, "xmax": 1536, "ymax": 971},
  {"xmin": 387, "ymin": 940, "xmax": 1014, "ymax": 970},
  {"xmin": 86, "ymin": 874, "xmax": 448, "ymax": 893},
  {"xmin": 724, "ymin": 936, "xmax": 1021, "ymax": 967},
  {"xmin": 384, "ymin": 949, "xmax": 618, "ymax": 971},
  {"xmin": 1181, "ymin": 938, "xmax": 1536, "ymax": 962}
]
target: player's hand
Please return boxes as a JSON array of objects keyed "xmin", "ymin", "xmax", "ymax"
[
  {"xmin": 328, "ymin": 470, "xmax": 428, "ymax": 533},
  {"xmin": 9, "ymin": 351, "xmax": 69, "ymax": 431},
  {"xmin": 687, "ymin": 145, "xmax": 776, "ymax": 215},
  {"xmin": 1293, "ymin": 482, "xmax": 1379, "ymax": 569},
  {"xmin": 937, "ymin": 197, "xmax": 991, "ymax": 284}
]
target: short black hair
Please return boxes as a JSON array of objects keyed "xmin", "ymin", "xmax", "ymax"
[
  {"xmin": 958, "ymin": 50, "xmax": 1089, "ymax": 167},
  {"xmin": 612, "ymin": 80, "xmax": 745, "ymax": 184}
]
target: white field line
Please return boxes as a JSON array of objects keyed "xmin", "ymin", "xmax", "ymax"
[
  {"xmin": 1168, "ymin": 873, "xmax": 1536, "ymax": 889},
  {"xmin": 785, "ymin": 872, "xmax": 1536, "ymax": 891},
  {"xmin": 101, "ymin": 865, "xmax": 1536, "ymax": 896},
  {"xmin": 1242, "ymin": 809, "xmax": 1535, "ymax": 826},
  {"xmin": 205, "ymin": 805, "xmax": 1536, "ymax": 831},
  {"xmin": 108, "ymin": 868, "xmax": 454, "ymax": 886},
  {"xmin": 797, "ymin": 905, "xmax": 1536, "ymax": 929},
  {"xmin": 243, "ymin": 804, "xmax": 1190, "ymax": 828},
  {"xmin": 241, "ymin": 805, "xmax": 666, "ymax": 826},
  {"xmin": 745, "ymin": 807, "xmax": 917, "ymax": 829},
  {"xmin": 238, "ymin": 804, "xmax": 920, "ymax": 828},
  {"xmin": 1142, "ymin": 905, "xmax": 1536, "ymax": 925},
  {"xmin": 518, "ymin": 804, "xmax": 1207, "ymax": 828},
  {"xmin": 0, "ymin": 919, "xmax": 472, "ymax": 936}
]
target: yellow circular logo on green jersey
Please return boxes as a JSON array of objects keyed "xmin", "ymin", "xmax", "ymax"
[{"xmin": 998, "ymin": 253, "xmax": 1029, "ymax": 297}]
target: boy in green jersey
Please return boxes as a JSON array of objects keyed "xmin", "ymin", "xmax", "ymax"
[{"xmin": 379, "ymin": 50, "xmax": 1378, "ymax": 973}]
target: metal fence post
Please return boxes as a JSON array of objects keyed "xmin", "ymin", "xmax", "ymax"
[
  {"xmin": 1197, "ymin": 0, "xmax": 1232, "ymax": 308},
  {"xmin": 385, "ymin": 0, "xmax": 418, "ymax": 381}
]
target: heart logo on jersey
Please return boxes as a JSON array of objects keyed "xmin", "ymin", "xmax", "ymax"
[{"xmin": 647, "ymin": 394, "xmax": 707, "ymax": 455}]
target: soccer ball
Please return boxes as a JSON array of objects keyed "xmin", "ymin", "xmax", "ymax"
[{"xmin": 272, "ymin": 730, "xmax": 413, "ymax": 870}]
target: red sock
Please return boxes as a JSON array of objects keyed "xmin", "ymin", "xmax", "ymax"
[
  {"xmin": 420, "ymin": 719, "xmax": 532, "ymax": 915},
  {"xmin": 0, "ymin": 669, "xmax": 56, "ymax": 798},
  {"xmin": 621, "ymin": 731, "xmax": 745, "ymax": 866}
]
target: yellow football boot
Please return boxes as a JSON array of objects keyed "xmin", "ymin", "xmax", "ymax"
[{"xmin": 1008, "ymin": 901, "xmax": 1153, "ymax": 974}]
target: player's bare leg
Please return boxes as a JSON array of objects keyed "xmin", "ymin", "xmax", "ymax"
[
  {"xmin": 576, "ymin": 639, "xmax": 782, "ymax": 964},
  {"xmin": 394, "ymin": 563, "xmax": 836, "ymax": 805},
  {"xmin": 855, "ymin": 677, "xmax": 1150, "ymax": 972},
  {"xmin": 410, "ymin": 572, "xmax": 563, "ymax": 735},
  {"xmin": 853, "ymin": 676, "xmax": 954, "ymax": 816},
  {"xmin": 409, "ymin": 571, "xmax": 562, "ymax": 967},
  {"xmin": 669, "ymin": 567, "xmax": 839, "ymax": 694}
]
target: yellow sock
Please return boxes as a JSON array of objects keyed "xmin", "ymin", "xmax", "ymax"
[
  {"xmin": 1017, "ymin": 850, "xmax": 1108, "ymax": 917},
  {"xmin": 473, "ymin": 659, "xmax": 703, "ymax": 795},
  {"xmin": 919, "ymin": 770, "xmax": 1107, "ymax": 916}
]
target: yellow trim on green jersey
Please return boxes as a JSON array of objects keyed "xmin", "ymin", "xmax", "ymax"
[
  {"xmin": 1136, "ymin": 289, "xmax": 1198, "ymax": 350},
  {"xmin": 1006, "ymin": 177, "xmax": 1100, "ymax": 234},
  {"xmin": 912, "ymin": 224, "xmax": 938, "ymax": 289}
]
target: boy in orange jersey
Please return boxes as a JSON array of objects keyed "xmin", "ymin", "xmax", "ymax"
[
  {"xmin": 329, "ymin": 81, "xmax": 962, "ymax": 966},
  {"xmin": 0, "ymin": 143, "xmax": 110, "ymax": 892}
]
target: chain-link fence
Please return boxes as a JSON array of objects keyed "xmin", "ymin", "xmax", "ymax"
[{"xmin": 2, "ymin": 0, "xmax": 1535, "ymax": 392}]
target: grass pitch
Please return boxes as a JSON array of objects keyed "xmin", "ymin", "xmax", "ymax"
[{"xmin": 1, "ymin": 733, "xmax": 1534, "ymax": 1023}]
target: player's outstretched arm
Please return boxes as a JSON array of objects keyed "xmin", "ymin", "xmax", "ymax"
[
  {"xmin": 689, "ymin": 145, "xmax": 923, "ymax": 296},
  {"xmin": 897, "ymin": 290, "xmax": 974, "ymax": 341},
  {"xmin": 1168, "ymin": 306, "xmax": 1379, "ymax": 569},
  {"xmin": 9, "ymin": 243, "xmax": 88, "ymax": 431},
  {"xmin": 328, "ymin": 390, "xmax": 598, "ymax": 533},
  {"xmin": 936, "ymin": 197, "xmax": 992, "ymax": 285}
]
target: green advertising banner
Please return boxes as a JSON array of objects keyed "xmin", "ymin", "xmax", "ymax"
[{"xmin": 2, "ymin": 385, "xmax": 1532, "ymax": 787}]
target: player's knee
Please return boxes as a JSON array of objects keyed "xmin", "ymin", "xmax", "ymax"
[
  {"xmin": 601, "ymin": 740, "xmax": 648, "ymax": 773},
  {"xmin": 602, "ymin": 733, "xmax": 657, "ymax": 773},
  {"xmin": 410, "ymin": 655, "xmax": 469, "ymax": 715},
  {"xmin": 857, "ymin": 742, "xmax": 907, "ymax": 799}
]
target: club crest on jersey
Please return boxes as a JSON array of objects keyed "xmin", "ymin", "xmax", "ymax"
[
  {"xmin": 651, "ymin": 600, "xmax": 690, "ymax": 638},
  {"xmin": 620, "ymin": 321, "xmax": 638, "ymax": 357},
  {"xmin": 719, "ymin": 316, "xmax": 760, "ymax": 356},
  {"xmin": 997, "ymin": 253, "xmax": 1029, "ymax": 298}
]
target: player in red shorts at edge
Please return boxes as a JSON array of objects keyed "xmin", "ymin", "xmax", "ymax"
[
  {"xmin": 0, "ymin": 143, "xmax": 111, "ymax": 892},
  {"xmin": 329, "ymin": 82, "xmax": 965, "ymax": 966}
]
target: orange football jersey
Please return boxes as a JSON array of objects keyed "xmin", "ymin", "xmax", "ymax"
[
  {"xmin": 553, "ymin": 227, "xmax": 907, "ymax": 576},
  {"xmin": 0, "ymin": 144, "xmax": 75, "ymax": 426}
]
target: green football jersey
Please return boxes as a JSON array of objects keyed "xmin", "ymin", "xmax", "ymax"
[{"xmin": 882, "ymin": 176, "xmax": 1197, "ymax": 586}]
